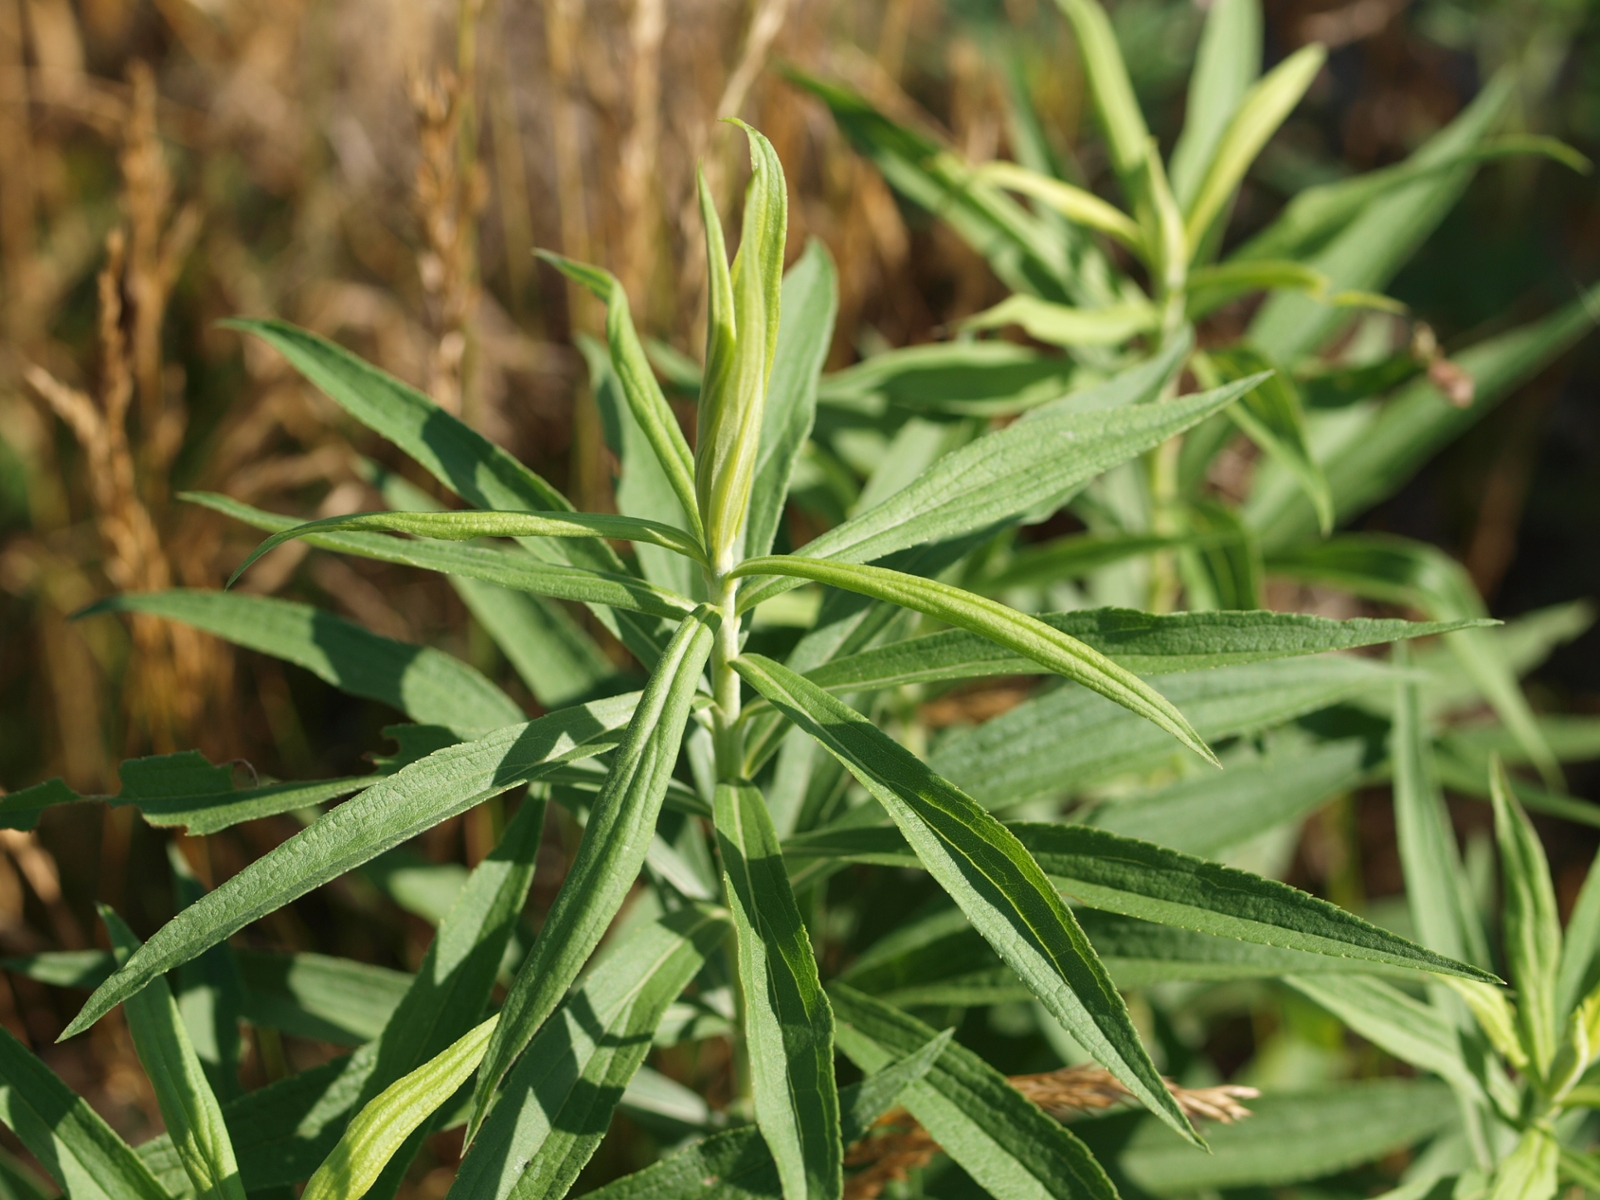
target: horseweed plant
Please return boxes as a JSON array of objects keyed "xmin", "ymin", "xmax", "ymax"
[{"xmin": 1, "ymin": 2, "xmax": 1598, "ymax": 1196}]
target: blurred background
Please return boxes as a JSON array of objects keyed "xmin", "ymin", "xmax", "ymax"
[{"xmin": 0, "ymin": 0, "xmax": 1596, "ymax": 1192}]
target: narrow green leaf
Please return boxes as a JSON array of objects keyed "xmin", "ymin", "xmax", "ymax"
[
  {"xmin": 301, "ymin": 1016, "xmax": 496, "ymax": 1200},
  {"xmin": 80, "ymin": 589, "xmax": 521, "ymax": 738},
  {"xmin": 696, "ymin": 122, "xmax": 787, "ymax": 572},
  {"xmin": 1247, "ymin": 75, "xmax": 1511, "ymax": 362},
  {"xmin": 448, "ymin": 905, "xmax": 727, "ymax": 1200},
  {"xmin": 470, "ymin": 611, "xmax": 716, "ymax": 1133},
  {"xmin": 1206, "ymin": 346, "xmax": 1332, "ymax": 533},
  {"xmin": 1051, "ymin": 0, "xmax": 1152, "ymax": 192},
  {"xmin": 986, "ymin": 532, "xmax": 1225, "ymax": 592},
  {"xmin": 1184, "ymin": 44, "xmax": 1324, "ymax": 251},
  {"xmin": 235, "ymin": 951, "xmax": 410, "ymax": 1045},
  {"xmin": 961, "ymin": 294, "xmax": 1158, "ymax": 347},
  {"xmin": 101, "ymin": 911, "xmax": 244, "ymax": 1200},
  {"xmin": 227, "ymin": 508, "xmax": 707, "ymax": 588},
  {"xmin": 1487, "ymin": 1128, "xmax": 1559, "ymax": 1200},
  {"xmin": 748, "ymin": 240, "xmax": 837, "ymax": 560},
  {"xmin": 1251, "ymin": 283, "xmax": 1600, "ymax": 550},
  {"xmin": 802, "ymin": 609, "xmax": 1482, "ymax": 692},
  {"xmin": 1184, "ymin": 259, "xmax": 1327, "ymax": 318},
  {"xmin": 817, "ymin": 341, "xmax": 1076, "ymax": 418},
  {"xmin": 1390, "ymin": 644, "xmax": 1491, "ymax": 969},
  {"xmin": 734, "ymin": 653, "xmax": 1198, "ymax": 1144},
  {"xmin": 1556, "ymin": 843, "xmax": 1600, "ymax": 1021},
  {"xmin": 929, "ymin": 656, "xmax": 1403, "ymax": 809},
  {"xmin": 1099, "ymin": 1079, "xmax": 1458, "ymax": 1194},
  {"xmin": 832, "ymin": 983, "xmax": 1126, "ymax": 1199},
  {"xmin": 1490, "ymin": 758, "xmax": 1562, "ymax": 1077},
  {"xmin": 736, "ymin": 557, "xmax": 1216, "ymax": 767},
  {"xmin": 537, "ymin": 253, "xmax": 703, "ymax": 540},
  {"xmin": 187, "ymin": 491, "xmax": 696, "ymax": 623},
  {"xmin": 1168, "ymin": 0, "xmax": 1261, "ymax": 207},
  {"xmin": 715, "ymin": 784, "xmax": 840, "ymax": 1200},
  {"xmin": 0, "ymin": 1022, "xmax": 172, "ymax": 1200},
  {"xmin": 62, "ymin": 692, "xmax": 645, "ymax": 1040},
  {"xmin": 975, "ymin": 161, "xmax": 1146, "ymax": 253}
]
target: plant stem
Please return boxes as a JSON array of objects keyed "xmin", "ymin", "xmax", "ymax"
[{"xmin": 709, "ymin": 571, "xmax": 744, "ymax": 782}]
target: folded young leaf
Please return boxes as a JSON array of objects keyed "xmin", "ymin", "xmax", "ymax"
[
  {"xmin": 301, "ymin": 1015, "xmax": 498, "ymax": 1200},
  {"xmin": 800, "ymin": 609, "xmax": 1484, "ymax": 691},
  {"xmin": 62, "ymin": 692, "xmax": 647, "ymax": 1040},
  {"xmin": 470, "ymin": 611, "xmax": 715, "ymax": 1136},
  {"xmin": 227, "ymin": 508, "xmax": 708, "ymax": 587},
  {"xmin": 0, "ymin": 1021, "xmax": 173, "ymax": 1200},
  {"xmin": 81, "ymin": 589, "xmax": 522, "ymax": 738},
  {"xmin": 747, "ymin": 239, "xmax": 837, "ymax": 561},
  {"xmin": 1168, "ymin": 0, "xmax": 1261, "ymax": 207},
  {"xmin": 448, "ymin": 905, "xmax": 726, "ymax": 1200},
  {"xmin": 735, "ymin": 653, "xmax": 1199, "ymax": 1144},
  {"xmin": 831, "ymin": 983, "xmax": 1125, "ymax": 1199},
  {"xmin": 715, "ymin": 784, "xmax": 841, "ymax": 1200},
  {"xmin": 102, "ymin": 910, "xmax": 245, "ymax": 1200},
  {"xmin": 975, "ymin": 161, "xmax": 1146, "ymax": 254},
  {"xmin": 741, "ymin": 344, "xmax": 1236, "ymax": 610},
  {"xmin": 538, "ymin": 253, "xmax": 703, "ymax": 541},
  {"xmin": 1490, "ymin": 759, "xmax": 1562, "ymax": 1077},
  {"xmin": 1098, "ymin": 1079, "xmax": 1458, "ymax": 1195},
  {"xmin": 930, "ymin": 656, "xmax": 1404, "ymax": 809},
  {"xmin": 961, "ymin": 294, "xmax": 1158, "ymax": 347},
  {"xmin": 192, "ymin": 493, "xmax": 695, "ymax": 632},
  {"xmin": 735, "ymin": 557, "xmax": 1216, "ymax": 767},
  {"xmin": 1183, "ymin": 44, "xmax": 1325, "ymax": 252}
]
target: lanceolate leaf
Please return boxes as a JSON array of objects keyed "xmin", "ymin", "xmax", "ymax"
[
  {"xmin": 1050, "ymin": 0, "xmax": 1151, "ymax": 192},
  {"xmin": 81, "ymin": 590, "xmax": 522, "ymax": 738},
  {"xmin": 470, "ymin": 612, "xmax": 716, "ymax": 1133},
  {"xmin": 188, "ymin": 491, "xmax": 696, "ymax": 623},
  {"xmin": 102, "ymin": 911, "xmax": 245, "ymax": 1200},
  {"xmin": 0, "ymin": 1022, "xmax": 172, "ymax": 1200},
  {"xmin": 929, "ymin": 656, "xmax": 1404, "ymax": 809},
  {"xmin": 800, "ymin": 609, "xmax": 1484, "ymax": 691},
  {"xmin": 537, "ymin": 253, "xmax": 703, "ymax": 541},
  {"xmin": 1556, "ymin": 843, "xmax": 1600, "ymax": 1020},
  {"xmin": 448, "ymin": 906, "xmax": 727, "ymax": 1200},
  {"xmin": 962, "ymin": 295, "xmax": 1157, "ymax": 346},
  {"xmin": 1490, "ymin": 759, "xmax": 1562, "ymax": 1076},
  {"xmin": 789, "ymin": 820, "xmax": 1490, "ymax": 980},
  {"xmin": 740, "ymin": 343, "xmax": 1245, "ymax": 610},
  {"xmin": 976, "ymin": 161, "xmax": 1146, "ymax": 253},
  {"xmin": 222, "ymin": 318, "xmax": 666, "ymax": 659},
  {"xmin": 747, "ymin": 239, "xmax": 837, "ymax": 561},
  {"xmin": 301, "ymin": 1016, "xmax": 498, "ymax": 1200},
  {"xmin": 817, "ymin": 341, "xmax": 1076, "ymax": 418},
  {"xmin": 63, "ymin": 692, "xmax": 647, "ymax": 1040},
  {"xmin": 1168, "ymin": 0, "xmax": 1261, "ymax": 207},
  {"xmin": 831, "ymin": 983, "xmax": 1124, "ymax": 1200},
  {"xmin": 737, "ymin": 556, "xmax": 1215, "ymax": 766},
  {"xmin": 227, "ymin": 509, "xmax": 708, "ymax": 586},
  {"xmin": 715, "ymin": 784, "xmax": 840, "ymax": 1200},
  {"xmin": 1207, "ymin": 346, "xmax": 1332, "ymax": 534},
  {"xmin": 734, "ymin": 653, "xmax": 1199, "ymax": 1144}
]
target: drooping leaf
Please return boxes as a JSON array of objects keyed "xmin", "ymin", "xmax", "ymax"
[
  {"xmin": 736, "ymin": 557, "xmax": 1215, "ymax": 766},
  {"xmin": 0, "ymin": 1022, "xmax": 172, "ymax": 1200},
  {"xmin": 63, "ymin": 692, "xmax": 647, "ymax": 1040},
  {"xmin": 79, "ymin": 590, "xmax": 522, "ymax": 738},
  {"xmin": 961, "ymin": 295, "xmax": 1157, "ymax": 347},
  {"xmin": 975, "ymin": 161, "xmax": 1146, "ymax": 253},
  {"xmin": 101, "ymin": 910, "xmax": 245, "ymax": 1200},
  {"xmin": 832, "ymin": 983, "xmax": 1125, "ymax": 1200},
  {"xmin": 470, "ymin": 611, "xmax": 715, "ymax": 1132},
  {"xmin": 447, "ymin": 905, "xmax": 726, "ymax": 1200},
  {"xmin": 714, "ymin": 784, "xmax": 840, "ymax": 1200},
  {"xmin": 735, "ymin": 653, "xmax": 1198, "ymax": 1143},
  {"xmin": 800, "ymin": 609, "xmax": 1483, "ymax": 692},
  {"xmin": 1184, "ymin": 259, "xmax": 1327, "ymax": 318}
]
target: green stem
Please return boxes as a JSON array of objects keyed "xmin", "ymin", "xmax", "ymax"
[{"xmin": 708, "ymin": 572, "xmax": 744, "ymax": 782}]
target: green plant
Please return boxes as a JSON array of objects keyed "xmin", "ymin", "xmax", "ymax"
[{"xmin": 0, "ymin": 25, "xmax": 1596, "ymax": 1200}]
